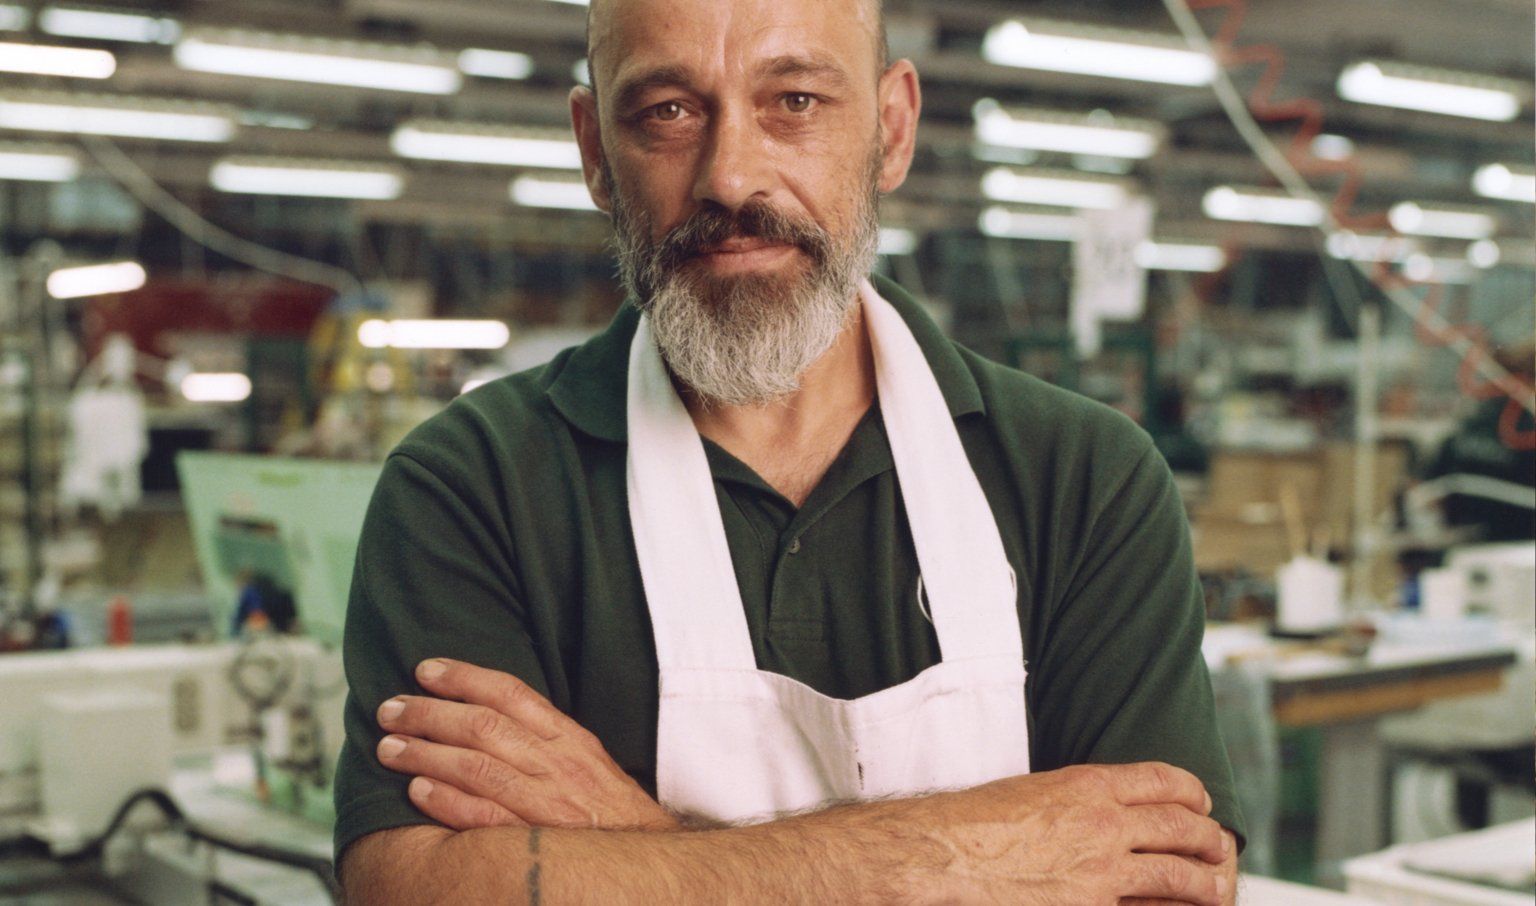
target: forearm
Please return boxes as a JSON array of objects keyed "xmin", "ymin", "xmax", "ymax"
[{"xmin": 343, "ymin": 797, "xmax": 944, "ymax": 905}]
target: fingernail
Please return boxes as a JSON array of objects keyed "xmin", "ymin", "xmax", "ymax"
[
  {"xmin": 379, "ymin": 735, "xmax": 407, "ymax": 759},
  {"xmin": 378, "ymin": 699, "xmax": 405, "ymax": 723},
  {"xmin": 1203, "ymin": 790, "xmax": 1213, "ymax": 814},
  {"xmin": 410, "ymin": 777, "xmax": 433, "ymax": 798},
  {"xmin": 417, "ymin": 659, "xmax": 447, "ymax": 682}
]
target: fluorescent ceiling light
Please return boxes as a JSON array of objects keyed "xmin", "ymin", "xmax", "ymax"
[
  {"xmin": 458, "ymin": 48, "xmax": 533, "ymax": 80},
  {"xmin": 1325, "ymin": 231, "xmax": 1418, "ymax": 263},
  {"xmin": 973, "ymin": 99, "xmax": 1163, "ymax": 159},
  {"xmin": 210, "ymin": 158, "xmax": 405, "ymax": 200},
  {"xmin": 878, "ymin": 227, "xmax": 919, "ymax": 256},
  {"xmin": 510, "ymin": 174, "xmax": 598, "ymax": 211},
  {"xmin": 1474, "ymin": 163, "xmax": 1536, "ymax": 203},
  {"xmin": 1337, "ymin": 61, "xmax": 1523, "ymax": 122},
  {"xmin": 0, "ymin": 141, "xmax": 80, "ymax": 181},
  {"xmin": 979, "ymin": 206, "xmax": 1080, "ymax": 242},
  {"xmin": 983, "ymin": 19, "xmax": 1215, "ymax": 86},
  {"xmin": 39, "ymin": 7, "xmax": 181, "ymax": 44},
  {"xmin": 47, "ymin": 261, "xmax": 146, "ymax": 299},
  {"xmin": 392, "ymin": 121, "xmax": 581, "ymax": 169},
  {"xmin": 1310, "ymin": 134, "xmax": 1355, "ymax": 162},
  {"xmin": 175, "ymin": 29, "xmax": 461, "ymax": 95},
  {"xmin": 1135, "ymin": 242, "xmax": 1226, "ymax": 273},
  {"xmin": 0, "ymin": 91, "xmax": 236, "ymax": 142},
  {"xmin": 0, "ymin": 5, "xmax": 28, "ymax": 30},
  {"xmin": 1467, "ymin": 239, "xmax": 1501, "ymax": 270},
  {"xmin": 1403, "ymin": 253, "xmax": 1475, "ymax": 285},
  {"xmin": 573, "ymin": 59, "xmax": 591, "ymax": 87},
  {"xmin": 358, "ymin": 319, "xmax": 511, "ymax": 350},
  {"xmin": 1203, "ymin": 186, "xmax": 1325, "ymax": 227},
  {"xmin": 0, "ymin": 41, "xmax": 116, "ymax": 78},
  {"xmin": 546, "ymin": 0, "xmax": 589, "ymax": 5},
  {"xmin": 982, "ymin": 167, "xmax": 1130, "ymax": 210},
  {"xmin": 181, "ymin": 372, "xmax": 252, "ymax": 403},
  {"xmin": 1388, "ymin": 202, "xmax": 1496, "ymax": 240}
]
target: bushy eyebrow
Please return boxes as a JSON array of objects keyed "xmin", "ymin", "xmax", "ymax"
[{"xmin": 610, "ymin": 54, "xmax": 855, "ymax": 112}]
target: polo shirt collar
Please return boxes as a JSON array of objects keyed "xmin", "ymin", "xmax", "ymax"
[{"xmin": 544, "ymin": 273, "xmax": 985, "ymax": 443}]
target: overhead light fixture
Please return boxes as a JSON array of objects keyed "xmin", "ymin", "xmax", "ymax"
[
  {"xmin": 1388, "ymin": 202, "xmax": 1496, "ymax": 240},
  {"xmin": 1467, "ymin": 239, "xmax": 1501, "ymax": 270},
  {"xmin": 210, "ymin": 157, "xmax": 405, "ymax": 200},
  {"xmin": 391, "ymin": 121, "xmax": 581, "ymax": 169},
  {"xmin": 1310, "ymin": 134, "xmax": 1355, "ymax": 162},
  {"xmin": 39, "ymin": 6, "xmax": 181, "ymax": 44},
  {"xmin": 878, "ymin": 227, "xmax": 919, "ymax": 256},
  {"xmin": 983, "ymin": 19, "xmax": 1215, "ymax": 86},
  {"xmin": 458, "ymin": 48, "xmax": 533, "ymax": 80},
  {"xmin": 0, "ymin": 90, "xmax": 236, "ymax": 142},
  {"xmin": 1473, "ymin": 163, "xmax": 1536, "ymax": 203},
  {"xmin": 1203, "ymin": 186, "xmax": 1325, "ymax": 227},
  {"xmin": 0, "ymin": 141, "xmax": 80, "ymax": 181},
  {"xmin": 0, "ymin": 5, "xmax": 28, "ymax": 30},
  {"xmin": 47, "ymin": 261, "xmax": 146, "ymax": 299},
  {"xmin": 180, "ymin": 372, "xmax": 252, "ymax": 403},
  {"xmin": 358, "ymin": 319, "xmax": 511, "ymax": 350},
  {"xmin": 1135, "ymin": 242, "xmax": 1226, "ymax": 273},
  {"xmin": 0, "ymin": 41, "xmax": 116, "ymax": 78},
  {"xmin": 982, "ymin": 167, "xmax": 1130, "ymax": 210},
  {"xmin": 973, "ymin": 99, "xmax": 1163, "ymax": 159},
  {"xmin": 175, "ymin": 29, "xmax": 462, "ymax": 95},
  {"xmin": 510, "ymin": 174, "xmax": 598, "ymax": 211},
  {"xmin": 1337, "ymin": 60, "xmax": 1523, "ymax": 122},
  {"xmin": 1403, "ymin": 253, "xmax": 1475, "ymax": 285},
  {"xmin": 1325, "ymin": 231, "xmax": 1418, "ymax": 263},
  {"xmin": 546, "ymin": 0, "xmax": 589, "ymax": 5},
  {"xmin": 573, "ymin": 58, "xmax": 591, "ymax": 87},
  {"xmin": 979, "ymin": 206, "xmax": 1080, "ymax": 242}
]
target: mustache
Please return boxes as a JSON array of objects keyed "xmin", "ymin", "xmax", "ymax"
[{"xmin": 650, "ymin": 201, "xmax": 833, "ymax": 274}]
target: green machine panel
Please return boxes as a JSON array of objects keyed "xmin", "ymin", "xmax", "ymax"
[{"xmin": 177, "ymin": 453, "xmax": 382, "ymax": 644}]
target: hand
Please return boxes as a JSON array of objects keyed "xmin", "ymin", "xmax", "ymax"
[
  {"xmin": 910, "ymin": 762, "xmax": 1232, "ymax": 906},
  {"xmin": 375, "ymin": 658, "xmax": 680, "ymax": 832}
]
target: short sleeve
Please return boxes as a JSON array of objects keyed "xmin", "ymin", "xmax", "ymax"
[
  {"xmin": 332, "ymin": 452, "xmax": 549, "ymax": 863},
  {"xmin": 1027, "ymin": 444, "xmax": 1247, "ymax": 847}
]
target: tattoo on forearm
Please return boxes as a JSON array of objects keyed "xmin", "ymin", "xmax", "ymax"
[{"xmin": 526, "ymin": 828, "xmax": 543, "ymax": 906}]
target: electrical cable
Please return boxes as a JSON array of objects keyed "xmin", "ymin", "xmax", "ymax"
[
  {"xmin": 77, "ymin": 135, "xmax": 365, "ymax": 298},
  {"xmin": 1161, "ymin": 0, "xmax": 1536, "ymax": 446},
  {"xmin": 53, "ymin": 787, "xmax": 340, "ymax": 903}
]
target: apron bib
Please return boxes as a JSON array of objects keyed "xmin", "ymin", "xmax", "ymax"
[{"xmin": 626, "ymin": 280, "xmax": 1029, "ymax": 825}]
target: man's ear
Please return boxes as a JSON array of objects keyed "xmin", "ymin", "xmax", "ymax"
[
  {"xmin": 570, "ymin": 86, "xmax": 613, "ymax": 214},
  {"xmin": 875, "ymin": 60, "xmax": 921, "ymax": 195}
]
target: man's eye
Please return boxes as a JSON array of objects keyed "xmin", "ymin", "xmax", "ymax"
[
  {"xmin": 783, "ymin": 93, "xmax": 816, "ymax": 114},
  {"xmin": 650, "ymin": 102, "xmax": 686, "ymax": 122}
]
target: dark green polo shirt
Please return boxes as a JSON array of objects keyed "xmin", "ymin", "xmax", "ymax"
[{"xmin": 334, "ymin": 275, "xmax": 1244, "ymax": 861}]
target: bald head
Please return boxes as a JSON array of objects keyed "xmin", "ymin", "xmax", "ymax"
[{"xmin": 585, "ymin": 0, "xmax": 890, "ymax": 95}]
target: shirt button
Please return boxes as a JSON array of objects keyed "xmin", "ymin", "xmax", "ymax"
[{"xmin": 788, "ymin": 538, "xmax": 802, "ymax": 555}]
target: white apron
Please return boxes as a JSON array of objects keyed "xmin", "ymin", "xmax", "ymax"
[{"xmin": 626, "ymin": 280, "xmax": 1029, "ymax": 825}]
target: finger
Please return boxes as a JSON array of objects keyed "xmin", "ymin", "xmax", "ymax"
[
  {"xmin": 407, "ymin": 775, "xmax": 527, "ymax": 832},
  {"xmin": 416, "ymin": 659, "xmax": 568, "ymax": 740},
  {"xmin": 1127, "ymin": 804, "xmax": 1227, "ymax": 865},
  {"xmin": 1123, "ymin": 854, "xmax": 1226, "ymax": 906},
  {"xmin": 377, "ymin": 734, "xmax": 567, "ymax": 826},
  {"xmin": 1103, "ymin": 762, "xmax": 1212, "ymax": 816},
  {"xmin": 378, "ymin": 695, "xmax": 548, "ymax": 775}
]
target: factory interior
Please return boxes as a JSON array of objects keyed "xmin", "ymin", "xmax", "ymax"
[{"xmin": 0, "ymin": 0, "xmax": 1532, "ymax": 902}]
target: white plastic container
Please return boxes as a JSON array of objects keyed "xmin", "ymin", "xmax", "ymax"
[{"xmin": 1344, "ymin": 820, "xmax": 1535, "ymax": 906}]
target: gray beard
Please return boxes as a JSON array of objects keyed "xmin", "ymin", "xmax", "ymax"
[{"xmin": 607, "ymin": 163, "xmax": 882, "ymax": 408}]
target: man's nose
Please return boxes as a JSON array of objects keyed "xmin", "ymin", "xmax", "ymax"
[{"xmin": 692, "ymin": 109, "xmax": 773, "ymax": 211}]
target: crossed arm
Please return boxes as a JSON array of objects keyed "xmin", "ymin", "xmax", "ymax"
[{"xmin": 339, "ymin": 658, "xmax": 1239, "ymax": 905}]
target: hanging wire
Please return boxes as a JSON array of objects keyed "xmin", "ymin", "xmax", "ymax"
[{"xmin": 78, "ymin": 134, "xmax": 366, "ymax": 298}]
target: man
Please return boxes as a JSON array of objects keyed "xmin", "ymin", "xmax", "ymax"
[{"xmin": 335, "ymin": 0, "xmax": 1245, "ymax": 901}]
